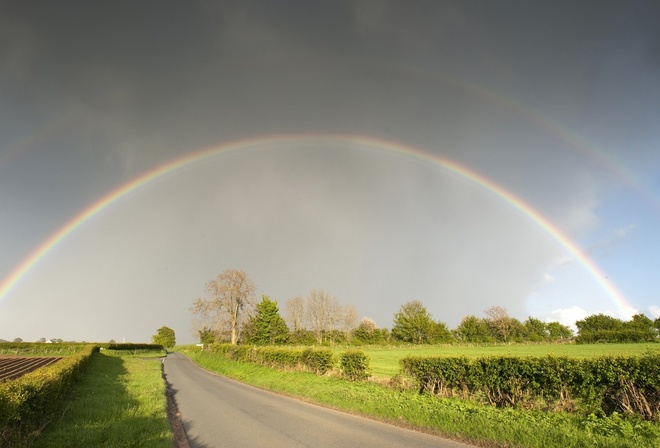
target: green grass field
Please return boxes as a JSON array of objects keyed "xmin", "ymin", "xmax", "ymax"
[
  {"xmin": 360, "ymin": 342, "xmax": 660, "ymax": 378},
  {"xmin": 34, "ymin": 350, "xmax": 172, "ymax": 448}
]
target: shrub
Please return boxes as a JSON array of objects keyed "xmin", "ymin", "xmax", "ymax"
[
  {"xmin": 400, "ymin": 353, "xmax": 660, "ymax": 420},
  {"xmin": 0, "ymin": 345, "xmax": 98, "ymax": 446},
  {"xmin": 105, "ymin": 343, "xmax": 164, "ymax": 351},
  {"xmin": 208, "ymin": 344, "xmax": 335, "ymax": 375},
  {"xmin": 301, "ymin": 348, "xmax": 334, "ymax": 375},
  {"xmin": 339, "ymin": 350, "xmax": 371, "ymax": 381}
]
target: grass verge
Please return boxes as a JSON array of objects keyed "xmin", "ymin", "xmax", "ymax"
[
  {"xmin": 33, "ymin": 351, "xmax": 172, "ymax": 448},
  {"xmin": 178, "ymin": 346, "xmax": 660, "ymax": 448}
]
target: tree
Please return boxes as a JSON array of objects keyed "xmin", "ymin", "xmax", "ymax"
[
  {"xmin": 391, "ymin": 300, "xmax": 438, "ymax": 344},
  {"xmin": 340, "ymin": 305, "xmax": 359, "ymax": 342},
  {"xmin": 485, "ymin": 306, "xmax": 514, "ymax": 342},
  {"xmin": 546, "ymin": 321, "xmax": 573, "ymax": 340},
  {"xmin": 306, "ymin": 289, "xmax": 340, "ymax": 344},
  {"xmin": 285, "ymin": 296, "xmax": 305, "ymax": 332},
  {"xmin": 627, "ymin": 314, "xmax": 655, "ymax": 333},
  {"xmin": 430, "ymin": 321, "xmax": 454, "ymax": 343},
  {"xmin": 454, "ymin": 315, "xmax": 493, "ymax": 342},
  {"xmin": 198, "ymin": 326, "xmax": 216, "ymax": 344},
  {"xmin": 353, "ymin": 317, "xmax": 386, "ymax": 344},
  {"xmin": 242, "ymin": 296, "xmax": 289, "ymax": 345},
  {"xmin": 190, "ymin": 269, "xmax": 256, "ymax": 345},
  {"xmin": 152, "ymin": 326, "xmax": 176, "ymax": 348},
  {"xmin": 576, "ymin": 313, "xmax": 622, "ymax": 334},
  {"xmin": 523, "ymin": 317, "xmax": 548, "ymax": 342},
  {"xmin": 13, "ymin": 337, "xmax": 23, "ymax": 343}
]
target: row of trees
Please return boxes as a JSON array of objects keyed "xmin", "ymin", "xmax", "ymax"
[
  {"xmin": 190, "ymin": 269, "xmax": 660, "ymax": 346},
  {"xmin": 575, "ymin": 313, "xmax": 660, "ymax": 343},
  {"xmin": 190, "ymin": 269, "xmax": 584, "ymax": 346}
]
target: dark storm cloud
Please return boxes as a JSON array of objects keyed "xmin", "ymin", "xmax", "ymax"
[{"xmin": 1, "ymin": 1, "xmax": 660, "ymax": 341}]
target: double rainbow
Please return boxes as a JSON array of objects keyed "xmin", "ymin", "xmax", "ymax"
[{"xmin": 0, "ymin": 134, "xmax": 637, "ymax": 315}]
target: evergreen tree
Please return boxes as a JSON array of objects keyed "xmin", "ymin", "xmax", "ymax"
[{"xmin": 244, "ymin": 296, "xmax": 289, "ymax": 345}]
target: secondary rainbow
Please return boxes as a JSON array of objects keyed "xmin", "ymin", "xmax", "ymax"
[
  {"xmin": 0, "ymin": 134, "xmax": 637, "ymax": 315},
  {"xmin": 395, "ymin": 64, "xmax": 660, "ymax": 214}
]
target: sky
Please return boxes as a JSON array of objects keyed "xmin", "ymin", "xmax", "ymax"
[{"xmin": 1, "ymin": 1, "xmax": 659, "ymax": 344}]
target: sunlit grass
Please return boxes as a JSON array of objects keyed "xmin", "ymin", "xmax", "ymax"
[
  {"xmin": 178, "ymin": 345, "xmax": 660, "ymax": 448},
  {"xmin": 359, "ymin": 342, "xmax": 660, "ymax": 378},
  {"xmin": 34, "ymin": 351, "xmax": 172, "ymax": 448}
]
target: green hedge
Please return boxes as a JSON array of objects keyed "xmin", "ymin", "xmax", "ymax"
[
  {"xmin": 104, "ymin": 343, "xmax": 164, "ymax": 351},
  {"xmin": 401, "ymin": 353, "xmax": 660, "ymax": 420},
  {"xmin": 208, "ymin": 344, "xmax": 335, "ymax": 375},
  {"xmin": 0, "ymin": 344, "xmax": 98, "ymax": 446},
  {"xmin": 339, "ymin": 350, "xmax": 371, "ymax": 381}
]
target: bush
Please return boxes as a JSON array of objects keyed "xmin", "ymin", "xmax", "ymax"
[
  {"xmin": 400, "ymin": 353, "xmax": 660, "ymax": 420},
  {"xmin": 209, "ymin": 344, "xmax": 335, "ymax": 375},
  {"xmin": 0, "ymin": 345, "xmax": 98, "ymax": 446},
  {"xmin": 301, "ymin": 348, "xmax": 334, "ymax": 375},
  {"xmin": 339, "ymin": 350, "xmax": 371, "ymax": 381},
  {"xmin": 105, "ymin": 343, "xmax": 164, "ymax": 351}
]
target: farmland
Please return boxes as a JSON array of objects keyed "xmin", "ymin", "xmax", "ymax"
[
  {"xmin": 3, "ymin": 341, "xmax": 659, "ymax": 447},
  {"xmin": 0, "ymin": 343, "xmax": 170, "ymax": 447},
  {"xmin": 178, "ymin": 342, "xmax": 660, "ymax": 448},
  {"xmin": 0, "ymin": 357, "xmax": 62, "ymax": 381}
]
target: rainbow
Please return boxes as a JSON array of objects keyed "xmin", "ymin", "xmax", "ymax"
[
  {"xmin": 392, "ymin": 65, "xmax": 660, "ymax": 214},
  {"xmin": 0, "ymin": 134, "xmax": 638, "ymax": 315}
]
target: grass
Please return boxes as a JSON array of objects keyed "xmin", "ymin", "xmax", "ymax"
[
  {"xmin": 33, "ymin": 350, "xmax": 172, "ymax": 448},
  {"xmin": 178, "ymin": 344, "xmax": 660, "ymax": 448},
  {"xmin": 359, "ymin": 342, "xmax": 660, "ymax": 378}
]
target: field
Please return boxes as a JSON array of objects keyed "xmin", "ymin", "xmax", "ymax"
[
  {"xmin": 34, "ymin": 350, "xmax": 172, "ymax": 447},
  {"xmin": 0, "ymin": 343, "xmax": 86, "ymax": 357},
  {"xmin": 5, "ymin": 341, "xmax": 659, "ymax": 447},
  {"xmin": 0, "ymin": 343, "xmax": 171, "ymax": 447},
  {"xmin": 0, "ymin": 357, "xmax": 62, "ymax": 381},
  {"xmin": 360, "ymin": 342, "xmax": 660, "ymax": 378},
  {"xmin": 180, "ymin": 343, "xmax": 660, "ymax": 448}
]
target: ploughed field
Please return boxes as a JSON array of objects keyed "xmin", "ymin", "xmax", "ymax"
[{"xmin": 0, "ymin": 356, "xmax": 62, "ymax": 381}]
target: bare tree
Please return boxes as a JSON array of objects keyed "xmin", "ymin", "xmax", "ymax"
[
  {"xmin": 306, "ymin": 289, "xmax": 340, "ymax": 344},
  {"xmin": 190, "ymin": 269, "xmax": 256, "ymax": 345},
  {"xmin": 341, "ymin": 304, "xmax": 359, "ymax": 341},
  {"xmin": 485, "ymin": 306, "xmax": 513, "ymax": 342},
  {"xmin": 285, "ymin": 296, "xmax": 306, "ymax": 332}
]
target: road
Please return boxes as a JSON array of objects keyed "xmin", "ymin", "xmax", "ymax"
[{"xmin": 163, "ymin": 352, "xmax": 474, "ymax": 448}]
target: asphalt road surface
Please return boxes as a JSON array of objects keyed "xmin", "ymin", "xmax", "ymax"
[{"xmin": 163, "ymin": 352, "xmax": 474, "ymax": 448}]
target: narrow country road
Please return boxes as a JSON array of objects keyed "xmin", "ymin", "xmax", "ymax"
[{"xmin": 163, "ymin": 352, "xmax": 473, "ymax": 448}]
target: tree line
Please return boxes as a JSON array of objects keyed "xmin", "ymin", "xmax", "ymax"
[{"xmin": 189, "ymin": 269, "xmax": 660, "ymax": 346}]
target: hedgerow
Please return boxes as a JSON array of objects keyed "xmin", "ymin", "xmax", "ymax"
[
  {"xmin": 104, "ymin": 343, "xmax": 164, "ymax": 351},
  {"xmin": 208, "ymin": 344, "xmax": 335, "ymax": 375},
  {"xmin": 339, "ymin": 350, "xmax": 371, "ymax": 381},
  {"xmin": 401, "ymin": 353, "xmax": 660, "ymax": 420},
  {"xmin": 576, "ymin": 329, "xmax": 657, "ymax": 344},
  {"xmin": 0, "ymin": 344, "xmax": 98, "ymax": 446}
]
